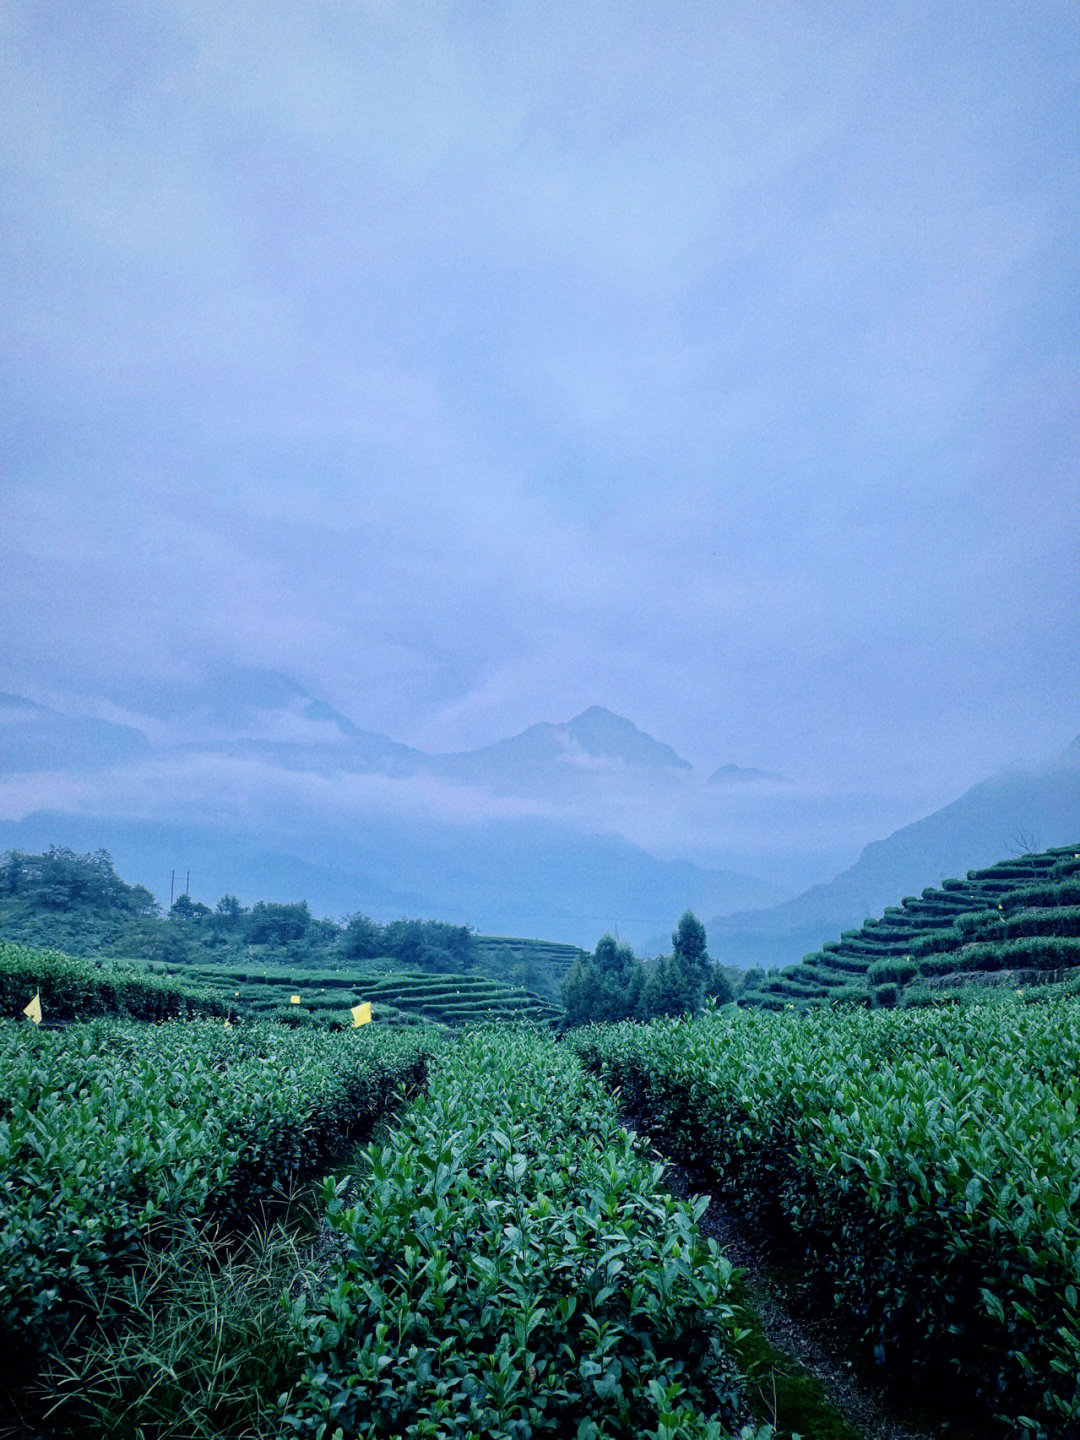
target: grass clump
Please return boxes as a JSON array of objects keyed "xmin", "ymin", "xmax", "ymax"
[{"xmin": 40, "ymin": 1218, "xmax": 317, "ymax": 1440}]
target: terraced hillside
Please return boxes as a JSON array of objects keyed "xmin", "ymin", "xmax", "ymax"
[
  {"xmin": 474, "ymin": 934, "xmax": 587, "ymax": 1003},
  {"xmin": 141, "ymin": 955, "xmax": 559, "ymax": 1027},
  {"xmin": 740, "ymin": 842, "xmax": 1080, "ymax": 1009},
  {"xmin": 361, "ymin": 969, "xmax": 561, "ymax": 1026}
]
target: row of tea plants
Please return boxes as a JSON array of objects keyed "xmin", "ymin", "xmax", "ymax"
[
  {"xmin": 0, "ymin": 1017, "xmax": 429, "ymax": 1389},
  {"xmin": 283, "ymin": 1029, "xmax": 770, "ymax": 1440},
  {"xmin": 572, "ymin": 998, "xmax": 1080, "ymax": 1439},
  {"xmin": 0, "ymin": 937, "xmax": 232, "ymax": 1022}
]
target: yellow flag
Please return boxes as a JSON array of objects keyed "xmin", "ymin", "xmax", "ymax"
[
  {"xmin": 23, "ymin": 992, "xmax": 42, "ymax": 1025},
  {"xmin": 289, "ymin": 994, "xmax": 301, "ymax": 1005},
  {"xmin": 351, "ymin": 1002, "xmax": 372, "ymax": 1027}
]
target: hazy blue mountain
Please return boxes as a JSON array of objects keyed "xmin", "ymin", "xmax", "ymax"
[
  {"xmin": 0, "ymin": 677, "xmax": 787, "ymax": 944},
  {"xmin": 711, "ymin": 744, "xmax": 1080, "ymax": 970},
  {"xmin": 0, "ymin": 809, "xmax": 783, "ymax": 949},
  {"xmin": 427, "ymin": 705, "xmax": 693, "ymax": 798},
  {"xmin": 0, "ymin": 693, "xmax": 150, "ymax": 774}
]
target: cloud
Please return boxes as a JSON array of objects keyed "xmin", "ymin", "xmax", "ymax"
[{"xmin": 1, "ymin": 0, "xmax": 1078, "ymax": 841}]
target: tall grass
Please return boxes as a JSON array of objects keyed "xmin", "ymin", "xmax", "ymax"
[{"xmin": 40, "ymin": 1217, "xmax": 321, "ymax": 1440}]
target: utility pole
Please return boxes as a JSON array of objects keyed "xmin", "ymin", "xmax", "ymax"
[
  {"xmin": 185, "ymin": 871, "xmax": 190, "ymax": 897},
  {"xmin": 170, "ymin": 870, "xmax": 175, "ymax": 906}
]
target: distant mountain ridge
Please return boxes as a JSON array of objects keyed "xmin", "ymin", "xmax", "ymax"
[
  {"xmin": 711, "ymin": 741, "xmax": 1080, "ymax": 969},
  {"xmin": 0, "ymin": 810, "xmax": 784, "ymax": 949},
  {"xmin": 5, "ymin": 675, "xmax": 1078, "ymax": 954},
  {"xmin": 0, "ymin": 692, "xmax": 150, "ymax": 773},
  {"xmin": 0, "ymin": 678, "xmax": 784, "ymax": 948}
]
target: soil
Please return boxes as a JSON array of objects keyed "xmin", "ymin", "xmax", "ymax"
[{"xmin": 621, "ymin": 1113, "xmax": 983, "ymax": 1440}]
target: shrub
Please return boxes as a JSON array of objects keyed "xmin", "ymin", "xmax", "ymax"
[
  {"xmin": 867, "ymin": 958, "xmax": 917, "ymax": 986},
  {"xmin": 0, "ymin": 940, "xmax": 229, "ymax": 1023}
]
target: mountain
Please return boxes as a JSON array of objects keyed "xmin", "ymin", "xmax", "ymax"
[
  {"xmin": 0, "ymin": 678, "xmax": 789, "ymax": 946},
  {"xmin": 426, "ymin": 705, "xmax": 693, "ymax": 799},
  {"xmin": 0, "ymin": 693, "xmax": 150, "ymax": 773},
  {"xmin": 0, "ymin": 810, "xmax": 783, "ymax": 949},
  {"xmin": 711, "ymin": 741, "xmax": 1080, "ymax": 970}
]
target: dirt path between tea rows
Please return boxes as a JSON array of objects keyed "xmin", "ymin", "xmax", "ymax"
[{"xmin": 622, "ymin": 1117, "xmax": 980, "ymax": 1440}]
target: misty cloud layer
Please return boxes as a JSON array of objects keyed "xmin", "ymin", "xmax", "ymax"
[{"xmin": 3, "ymin": 2, "xmax": 1078, "ymax": 880}]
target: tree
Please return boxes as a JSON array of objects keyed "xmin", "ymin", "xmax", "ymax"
[
  {"xmin": 562, "ymin": 954, "xmax": 603, "ymax": 1027},
  {"xmin": 215, "ymin": 894, "xmax": 245, "ymax": 923},
  {"xmin": 246, "ymin": 900, "xmax": 311, "ymax": 947},
  {"xmin": 170, "ymin": 893, "xmax": 211, "ymax": 922},
  {"xmin": 706, "ymin": 965, "xmax": 734, "ymax": 1005},
  {"xmin": 561, "ymin": 933, "xmax": 646, "ymax": 1026},
  {"xmin": 638, "ymin": 956, "xmax": 692, "ymax": 1019},
  {"xmin": 670, "ymin": 910, "xmax": 711, "ymax": 1011},
  {"xmin": 341, "ymin": 913, "xmax": 383, "ymax": 959},
  {"xmin": 672, "ymin": 910, "xmax": 709, "ymax": 975}
]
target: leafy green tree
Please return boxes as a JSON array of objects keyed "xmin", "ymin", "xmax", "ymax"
[
  {"xmin": 170, "ymin": 894, "xmax": 211, "ymax": 923},
  {"xmin": 341, "ymin": 912, "xmax": 383, "ymax": 959},
  {"xmin": 561, "ymin": 954, "xmax": 602, "ymax": 1027},
  {"xmin": 706, "ymin": 965, "xmax": 734, "ymax": 1005},
  {"xmin": 638, "ymin": 955, "xmax": 693, "ymax": 1019},
  {"xmin": 593, "ymin": 934, "xmax": 644, "ymax": 1021},
  {"xmin": 381, "ymin": 918, "xmax": 477, "ymax": 973},
  {"xmin": 562, "ymin": 933, "xmax": 645, "ymax": 1026},
  {"xmin": 673, "ymin": 910, "xmax": 708, "ymax": 975},
  {"xmin": 246, "ymin": 900, "xmax": 311, "ymax": 947}
]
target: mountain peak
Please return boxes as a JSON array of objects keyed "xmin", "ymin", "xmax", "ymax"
[{"xmin": 561, "ymin": 708, "xmax": 692, "ymax": 770}]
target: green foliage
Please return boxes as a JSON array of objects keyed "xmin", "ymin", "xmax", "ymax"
[
  {"xmin": 918, "ymin": 935, "xmax": 1080, "ymax": 977},
  {"xmin": 41, "ymin": 1218, "xmax": 316, "ymax": 1440},
  {"xmin": 0, "ymin": 1019, "xmax": 429, "ymax": 1389},
  {"xmin": 572, "ymin": 999, "xmax": 1080, "ymax": 1437},
  {"xmin": 639, "ymin": 953, "xmax": 696, "ymax": 1018},
  {"xmin": 741, "ymin": 841, "xmax": 1080, "ymax": 1008},
  {"xmin": 562, "ymin": 932, "xmax": 644, "ymax": 1026},
  {"xmin": 284, "ymin": 1030, "xmax": 753, "ymax": 1440},
  {"xmin": 563, "ymin": 914, "xmax": 722, "ymax": 1028},
  {"xmin": 0, "ymin": 939, "xmax": 229, "ymax": 1022},
  {"xmin": 866, "ymin": 957, "xmax": 917, "ymax": 986}
]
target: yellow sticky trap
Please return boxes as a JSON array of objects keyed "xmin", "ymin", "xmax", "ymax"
[
  {"xmin": 351, "ymin": 1002, "xmax": 372, "ymax": 1027},
  {"xmin": 289, "ymin": 995, "xmax": 301, "ymax": 1005},
  {"xmin": 224, "ymin": 1017, "xmax": 232, "ymax": 1029},
  {"xmin": 23, "ymin": 992, "xmax": 42, "ymax": 1025}
]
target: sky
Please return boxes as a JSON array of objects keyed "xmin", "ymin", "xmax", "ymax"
[{"xmin": 2, "ymin": 0, "xmax": 1079, "ymax": 876}]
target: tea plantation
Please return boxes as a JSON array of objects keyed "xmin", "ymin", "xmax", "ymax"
[
  {"xmin": 740, "ymin": 841, "xmax": 1080, "ymax": 1009},
  {"xmin": 135, "ymin": 953, "xmax": 561, "ymax": 1027},
  {"xmin": 574, "ymin": 997, "xmax": 1080, "ymax": 1439},
  {"xmin": 4, "ymin": 919, "xmax": 1080, "ymax": 1437}
]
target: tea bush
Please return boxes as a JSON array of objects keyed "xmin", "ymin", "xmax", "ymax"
[
  {"xmin": 0, "ymin": 939, "xmax": 230, "ymax": 1022},
  {"xmin": 0, "ymin": 1020, "xmax": 429, "ymax": 1375},
  {"xmin": 285, "ymin": 1029, "xmax": 764, "ymax": 1440},
  {"xmin": 572, "ymin": 999, "xmax": 1080, "ymax": 1438}
]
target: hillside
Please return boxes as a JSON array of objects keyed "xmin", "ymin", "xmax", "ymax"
[
  {"xmin": 0, "ymin": 808, "xmax": 784, "ymax": 951},
  {"xmin": 740, "ymin": 841, "xmax": 1080, "ymax": 1009},
  {"xmin": 137, "ymin": 954, "xmax": 560, "ymax": 1029},
  {"xmin": 712, "ymin": 742, "xmax": 1080, "ymax": 969},
  {"xmin": 0, "ymin": 846, "xmax": 571, "ymax": 1024}
]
